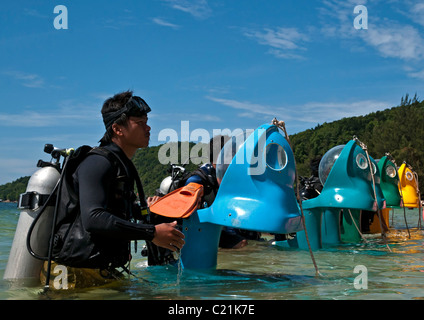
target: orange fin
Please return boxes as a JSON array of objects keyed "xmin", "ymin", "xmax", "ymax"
[{"xmin": 149, "ymin": 182, "xmax": 204, "ymax": 218}]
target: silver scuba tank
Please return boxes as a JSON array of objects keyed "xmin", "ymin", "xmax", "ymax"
[
  {"xmin": 4, "ymin": 163, "xmax": 60, "ymax": 281},
  {"xmin": 157, "ymin": 164, "xmax": 186, "ymax": 196},
  {"xmin": 159, "ymin": 176, "xmax": 174, "ymax": 195}
]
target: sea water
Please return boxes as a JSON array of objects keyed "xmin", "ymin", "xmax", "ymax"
[{"xmin": 0, "ymin": 201, "xmax": 423, "ymax": 300}]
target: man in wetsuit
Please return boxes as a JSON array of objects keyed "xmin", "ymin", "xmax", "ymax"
[
  {"xmin": 91, "ymin": 91, "xmax": 184, "ymax": 254},
  {"xmin": 46, "ymin": 91, "xmax": 185, "ymax": 287}
]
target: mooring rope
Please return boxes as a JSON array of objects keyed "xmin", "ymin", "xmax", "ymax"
[
  {"xmin": 347, "ymin": 209, "xmax": 368, "ymax": 243},
  {"xmin": 353, "ymin": 136, "xmax": 392, "ymax": 252},
  {"xmin": 414, "ymin": 171, "xmax": 422, "ymax": 230},
  {"xmin": 398, "ymin": 168, "xmax": 411, "ymax": 239},
  {"xmin": 271, "ymin": 118, "xmax": 321, "ymax": 277}
]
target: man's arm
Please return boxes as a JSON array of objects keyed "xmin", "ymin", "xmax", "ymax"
[{"xmin": 76, "ymin": 154, "xmax": 184, "ymax": 250}]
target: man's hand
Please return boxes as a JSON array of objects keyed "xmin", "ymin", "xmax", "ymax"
[
  {"xmin": 152, "ymin": 221, "xmax": 185, "ymax": 251},
  {"xmin": 147, "ymin": 195, "xmax": 160, "ymax": 207}
]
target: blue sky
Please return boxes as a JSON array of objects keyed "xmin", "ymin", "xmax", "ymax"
[{"xmin": 0, "ymin": 0, "xmax": 423, "ymax": 184}]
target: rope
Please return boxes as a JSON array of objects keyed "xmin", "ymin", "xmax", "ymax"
[
  {"xmin": 271, "ymin": 118, "xmax": 321, "ymax": 277},
  {"xmin": 385, "ymin": 153, "xmax": 410, "ymax": 233},
  {"xmin": 386, "ymin": 155, "xmax": 422, "ymax": 234},
  {"xmin": 347, "ymin": 209, "xmax": 368, "ymax": 243},
  {"xmin": 353, "ymin": 136, "xmax": 392, "ymax": 252},
  {"xmin": 413, "ymin": 170, "xmax": 422, "ymax": 230},
  {"xmin": 398, "ymin": 174, "xmax": 411, "ymax": 239}
]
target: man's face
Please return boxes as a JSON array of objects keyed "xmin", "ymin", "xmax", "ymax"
[{"xmin": 123, "ymin": 115, "xmax": 151, "ymax": 149}]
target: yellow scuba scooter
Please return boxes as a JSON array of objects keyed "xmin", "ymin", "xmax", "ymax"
[
  {"xmin": 398, "ymin": 163, "xmax": 420, "ymax": 208},
  {"xmin": 397, "ymin": 162, "xmax": 422, "ymax": 232}
]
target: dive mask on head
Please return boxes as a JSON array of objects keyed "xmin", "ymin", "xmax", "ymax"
[{"xmin": 102, "ymin": 96, "xmax": 151, "ymax": 130}]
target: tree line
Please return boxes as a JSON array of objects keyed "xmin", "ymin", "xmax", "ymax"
[
  {"xmin": 1, "ymin": 96, "xmax": 423, "ymax": 201},
  {"xmin": 291, "ymin": 96, "xmax": 423, "ymax": 192},
  {"xmin": 0, "ymin": 176, "xmax": 30, "ymax": 202}
]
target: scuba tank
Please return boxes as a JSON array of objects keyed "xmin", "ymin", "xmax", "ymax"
[
  {"xmin": 156, "ymin": 164, "xmax": 186, "ymax": 196},
  {"xmin": 3, "ymin": 144, "xmax": 68, "ymax": 281}
]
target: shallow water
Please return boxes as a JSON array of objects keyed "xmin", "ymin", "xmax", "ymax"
[{"xmin": 1, "ymin": 202, "xmax": 423, "ymax": 300}]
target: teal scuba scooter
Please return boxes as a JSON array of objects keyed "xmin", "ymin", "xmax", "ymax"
[{"xmin": 286, "ymin": 137, "xmax": 386, "ymax": 250}]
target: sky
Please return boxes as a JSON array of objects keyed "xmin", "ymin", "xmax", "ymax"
[{"xmin": 0, "ymin": 0, "xmax": 423, "ymax": 184}]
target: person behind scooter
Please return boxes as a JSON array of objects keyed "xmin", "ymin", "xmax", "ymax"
[{"xmin": 185, "ymin": 135, "xmax": 261, "ymax": 249}]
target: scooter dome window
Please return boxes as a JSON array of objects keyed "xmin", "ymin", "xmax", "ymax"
[
  {"xmin": 386, "ymin": 165, "xmax": 396, "ymax": 178},
  {"xmin": 265, "ymin": 143, "xmax": 287, "ymax": 171},
  {"xmin": 356, "ymin": 153, "xmax": 368, "ymax": 170},
  {"xmin": 371, "ymin": 162, "xmax": 377, "ymax": 174},
  {"xmin": 318, "ymin": 144, "xmax": 345, "ymax": 186}
]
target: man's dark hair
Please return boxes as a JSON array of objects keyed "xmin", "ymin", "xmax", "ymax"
[{"xmin": 99, "ymin": 90, "xmax": 133, "ymax": 146}]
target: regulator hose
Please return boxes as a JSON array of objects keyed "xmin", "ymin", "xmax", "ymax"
[
  {"xmin": 26, "ymin": 152, "xmax": 72, "ymax": 263},
  {"xmin": 26, "ymin": 172, "xmax": 61, "ymax": 261}
]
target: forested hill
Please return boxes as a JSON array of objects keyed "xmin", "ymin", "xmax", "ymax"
[
  {"xmin": 123, "ymin": 97, "xmax": 424, "ymax": 197},
  {"xmin": 291, "ymin": 97, "xmax": 424, "ymax": 187},
  {"xmin": 1, "ymin": 97, "xmax": 423, "ymax": 200}
]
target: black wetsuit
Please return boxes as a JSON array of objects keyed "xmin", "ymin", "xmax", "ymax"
[
  {"xmin": 53, "ymin": 142, "xmax": 155, "ymax": 269},
  {"xmin": 75, "ymin": 143, "xmax": 154, "ymax": 241}
]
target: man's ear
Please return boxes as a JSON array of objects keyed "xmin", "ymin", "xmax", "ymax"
[{"xmin": 112, "ymin": 123, "xmax": 123, "ymax": 136}]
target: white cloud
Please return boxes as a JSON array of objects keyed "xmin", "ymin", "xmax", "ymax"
[
  {"xmin": 318, "ymin": 0, "xmax": 361, "ymax": 37},
  {"xmin": 163, "ymin": 0, "xmax": 212, "ymax": 19},
  {"xmin": 207, "ymin": 96, "xmax": 283, "ymax": 119},
  {"xmin": 407, "ymin": 68, "xmax": 424, "ymax": 79},
  {"xmin": 364, "ymin": 23, "xmax": 424, "ymax": 61},
  {"xmin": 23, "ymin": 8, "xmax": 48, "ymax": 19},
  {"xmin": 297, "ymin": 100, "xmax": 389, "ymax": 123},
  {"xmin": 3, "ymin": 71, "xmax": 45, "ymax": 88},
  {"xmin": 0, "ymin": 102, "xmax": 100, "ymax": 128},
  {"xmin": 0, "ymin": 110, "xmax": 96, "ymax": 127},
  {"xmin": 409, "ymin": 2, "xmax": 424, "ymax": 27},
  {"xmin": 319, "ymin": 1, "xmax": 424, "ymax": 61},
  {"xmin": 207, "ymin": 96, "xmax": 390, "ymax": 129},
  {"xmin": 152, "ymin": 17, "xmax": 180, "ymax": 29},
  {"xmin": 244, "ymin": 27, "xmax": 308, "ymax": 50},
  {"xmin": 243, "ymin": 27, "xmax": 309, "ymax": 60},
  {"xmin": 317, "ymin": 0, "xmax": 424, "ymax": 81}
]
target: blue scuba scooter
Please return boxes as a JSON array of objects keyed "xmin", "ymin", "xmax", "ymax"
[{"xmin": 151, "ymin": 122, "xmax": 304, "ymax": 269}]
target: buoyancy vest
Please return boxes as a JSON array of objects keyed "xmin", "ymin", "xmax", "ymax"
[{"xmin": 51, "ymin": 144, "xmax": 150, "ymax": 269}]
